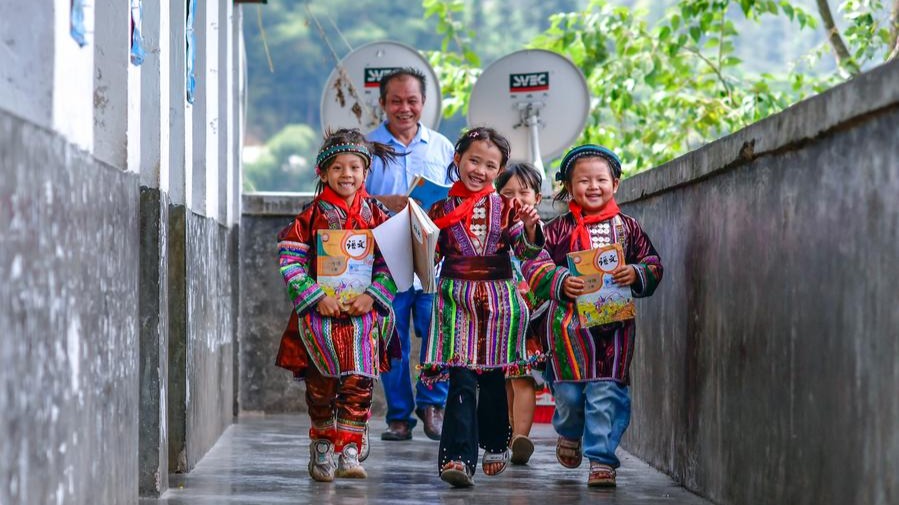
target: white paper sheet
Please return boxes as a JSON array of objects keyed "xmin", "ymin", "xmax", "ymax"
[{"xmin": 372, "ymin": 205, "xmax": 414, "ymax": 292}]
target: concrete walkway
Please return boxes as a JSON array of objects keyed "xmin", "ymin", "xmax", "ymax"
[{"xmin": 142, "ymin": 414, "xmax": 713, "ymax": 505}]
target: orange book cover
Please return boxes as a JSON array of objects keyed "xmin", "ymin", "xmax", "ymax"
[{"xmin": 316, "ymin": 229, "xmax": 375, "ymax": 307}]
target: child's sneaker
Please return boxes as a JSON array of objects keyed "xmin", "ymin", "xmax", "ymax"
[
  {"xmin": 335, "ymin": 443, "xmax": 367, "ymax": 479},
  {"xmin": 308, "ymin": 439, "xmax": 335, "ymax": 482},
  {"xmin": 587, "ymin": 462, "xmax": 616, "ymax": 487}
]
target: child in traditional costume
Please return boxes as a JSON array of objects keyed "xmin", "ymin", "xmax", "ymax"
[
  {"xmin": 521, "ymin": 145, "xmax": 663, "ymax": 487},
  {"xmin": 495, "ymin": 161, "xmax": 548, "ymax": 466},
  {"xmin": 275, "ymin": 129, "xmax": 399, "ymax": 482},
  {"xmin": 422, "ymin": 127, "xmax": 544, "ymax": 487}
]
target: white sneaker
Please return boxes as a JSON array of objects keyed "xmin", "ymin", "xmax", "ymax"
[
  {"xmin": 335, "ymin": 443, "xmax": 367, "ymax": 479},
  {"xmin": 308, "ymin": 439, "xmax": 335, "ymax": 482}
]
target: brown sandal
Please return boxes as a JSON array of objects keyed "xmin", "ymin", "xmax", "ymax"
[
  {"xmin": 556, "ymin": 436, "xmax": 583, "ymax": 468},
  {"xmin": 440, "ymin": 460, "xmax": 474, "ymax": 488},
  {"xmin": 510, "ymin": 435, "xmax": 535, "ymax": 465},
  {"xmin": 588, "ymin": 462, "xmax": 616, "ymax": 487}
]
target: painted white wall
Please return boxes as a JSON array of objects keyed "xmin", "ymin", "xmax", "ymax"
[
  {"xmin": 93, "ymin": 0, "xmax": 130, "ymax": 169},
  {"xmin": 53, "ymin": 0, "xmax": 94, "ymax": 151},
  {"xmin": 0, "ymin": 1, "xmax": 54, "ymax": 129},
  {"xmin": 0, "ymin": 0, "xmax": 93, "ymax": 152}
]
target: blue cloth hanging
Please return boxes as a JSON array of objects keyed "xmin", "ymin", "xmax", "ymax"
[{"xmin": 130, "ymin": 0, "xmax": 145, "ymax": 65}]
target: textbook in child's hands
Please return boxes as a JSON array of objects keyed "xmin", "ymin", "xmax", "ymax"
[
  {"xmin": 372, "ymin": 199, "xmax": 440, "ymax": 293},
  {"xmin": 566, "ymin": 243, "xmax": 636, "ymax": 328},
  {"xmin": 316, "ymin": 229, "xmax": 374, "ymax": 308},
  {"xmin": 407, "ymin": 174, "xmax": 451, "ymax": 211}
]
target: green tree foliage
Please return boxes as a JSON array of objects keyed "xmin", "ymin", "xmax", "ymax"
[
  {"xmin": 243, "ymin": 124, "xmax": 319, "ymax": 192},
  {"xmin": 242, "ymin": 0, "xmax": 896, "ymax": 190},
  {"xmin": 426, "ymin": 0, "xmax": 896, "ymax": 177}
]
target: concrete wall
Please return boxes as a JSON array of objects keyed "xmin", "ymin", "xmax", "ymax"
[
  {"xmin": 184, "ymin": 213, "xmax": 237, "ymax": 470},
  {"xmin": 619, "ymin": 60, "xmax": 899, "ymax": 505},
  {"xmin": 0, "ymin": 108, "xmax": 140, "ymax": 505},
  {"xmin": 239, "ymin": 195, "xmax": 311, "ymax": 413},
  {"xmin": 1, "ymin": 1, "xmax": 245, "ymax": 503}
]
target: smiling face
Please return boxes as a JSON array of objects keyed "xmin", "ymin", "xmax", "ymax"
[
  {"xmin": 380, "ymin": 75, "xmax": 424, "ymax": 139},
  {"xmin": 454, "ymin": 140, "xmax": 503, "ymax": 192},
  {"xmin": 498, "ymin": 174, "xmax": 541, "ymax": 207},
  {"xmin": 319, "ymin": 153, "xmax": 368, "ymax": 205},
  {"xmin": 565, "ymin": 157, "xmax": 619, "ymax": 214}
]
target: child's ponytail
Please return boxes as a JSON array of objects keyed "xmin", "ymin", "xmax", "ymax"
[{"xmin": 313, "ymin": 128, "xmax": 400, "ymax": 195}]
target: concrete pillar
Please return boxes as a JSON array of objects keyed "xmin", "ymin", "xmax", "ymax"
[
  {"xmin": 219, "ymin": 0, "xmax": 234, "ymax": 224},
  {"xmin": 93, "ymin": 0, "xmax": 130, "ymax": 169},
  {"xmin": 138, "ymin": 0, "xmax": 172, "ymax": 496},
  {"xmin": 53, "ymin": 0, "xmax": 94, "ymax": 150},
  {"xmin": 169, "ymin": 0, "xmax": 190, "ymax": 207},
  {"xmin": 191, "ymin": 0, "xmax": 221, "ymax": 217},
  {"xmin": 167, "ymin": 0, "xmax": 190, "ymax": 475},
  {"xmin": 231, "ymin": 6, "xmax": 245, "ymax": 417}
]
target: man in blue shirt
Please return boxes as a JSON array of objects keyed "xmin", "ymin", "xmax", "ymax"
[{"xmin": 366, "ymin": 68, "xmax": 453, "ymax": 441}]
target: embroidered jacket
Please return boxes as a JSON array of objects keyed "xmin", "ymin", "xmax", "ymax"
[
  {"xmin": 275, "ymin": 198, "xmax": 397, "ymax": 379},
  {"xmin": 421, "ymin": 193, "xmax": 544, "ymax": 374},
  {"xmin": 522, "ymin": 212, "xmax": 663, "ymax": 383}
]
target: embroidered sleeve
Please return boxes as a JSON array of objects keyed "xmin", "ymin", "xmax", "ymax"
[
  {"xmin": 522, "ymin": 248, "xmax": 569, "ymax": 303},
  {"xmin": 625, "ymin": 218, "xmax": 663, "ymax": 298},
  {"xmin": 277, "ymin": 210, "xmax": 326, "ymax": 316}
]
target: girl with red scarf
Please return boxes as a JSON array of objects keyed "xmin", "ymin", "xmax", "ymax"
[
  {"xmin": 422, "ymin": 127, "xmax": 544, "ymax": 487},
  {"xmin": 275, "ymin": 129, "xmax": 399, "ymax": 482},
  {"xmin": 521, "ymin": 145, "xmax": 664, "ymax": 488}
]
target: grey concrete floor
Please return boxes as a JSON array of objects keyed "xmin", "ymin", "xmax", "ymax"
[{"xmin": 142, "ymin": 414, "xmax": 713, "ymax": 505}]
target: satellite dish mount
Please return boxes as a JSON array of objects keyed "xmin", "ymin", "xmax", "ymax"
[
  {"xmin": 469, "ymin": 50, "xmax": 590, "ymax": 197},
  {"xmin": 513, "ymin": 101, "xmax": 550, "ymax": 194}
]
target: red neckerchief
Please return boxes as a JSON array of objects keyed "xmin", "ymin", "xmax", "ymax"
[
  {"xmin": 317, "ymin": 185, "xmax": 370, "ymax": 229},
  {"xmin": 569, "ymin": 198, "xmax": 620, "ymax": 250},
  {"xmin": 431, "ymin": 181, "xmax": 495, "ymax": 237}
]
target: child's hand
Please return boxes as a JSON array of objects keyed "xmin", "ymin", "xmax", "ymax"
[
  {"xmin": 562, "ymin": 276, "xmax": 585, "ymax": 298},
  {"xmin": 519, "ymin": 203, "xmax": 541, "ymax": 230},
  {"xmin": 343, "ymin": 293, "xmax": 375, "ymax": 316},
  {"xmin": 611, "ymin": 265, "xmax": 637, "ymax": 286},
  {"xmin": 316, "ymin": 296, "xmax": 342, "ymax": 318},
  {"xmin": 519, "ymin": 203, "xmax": 541, "ymax": 243}
]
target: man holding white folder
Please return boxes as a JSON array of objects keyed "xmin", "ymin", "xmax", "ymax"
[{"xmin": 366, "ymin": 68, "xmax": 454, "ymax": 441}]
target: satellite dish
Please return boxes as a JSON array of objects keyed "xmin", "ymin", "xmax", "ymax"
[
  {"xmin": 320, "ymin": 40, "xmax": 443, "ymax": 134},
  {"xmin": 468, "ymin": 49, "xmax": 590, "ymax": 195}
]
